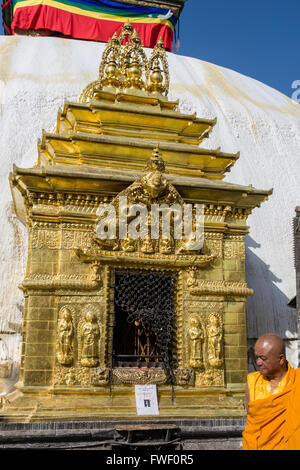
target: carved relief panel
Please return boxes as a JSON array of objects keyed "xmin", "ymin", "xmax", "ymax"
[
  {"xmin": 54, "ymin": 301, "xmax": 107, "ymax": 387},
  {"xmin": 188, "ymin": 314, "xmax": 205, "ymax": 369},
  {"xmin": 56, "ymin": 305, "xmax": 75, "ymax": 366},
  {"xmin": 183, "ymin": 303, "xmax": 225, "ymax": 388},
  {"xmin": 78, "ymin": 306, "xmax": 101, "ymax": 368}
]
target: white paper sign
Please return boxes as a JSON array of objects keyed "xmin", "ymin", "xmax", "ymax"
[{"xmin": 135, "ymin": 384, "xmax": 159, "ymax": 416}]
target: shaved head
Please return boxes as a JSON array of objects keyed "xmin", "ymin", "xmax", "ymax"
[
  {"xmin": 255, "ymin": 334, "xmax": 286, "ymax": 356},
  {"xmin": 254, "ymin": 334, "xmax": 287, "ymax": 378}
]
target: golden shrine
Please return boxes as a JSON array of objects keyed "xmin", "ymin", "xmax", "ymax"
[{"xmin": 2, "ymin": 23, "xmax": 272, "ymax": 422}]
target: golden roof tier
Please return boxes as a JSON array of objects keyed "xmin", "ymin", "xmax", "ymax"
[{"xmin": 35, "ymin": 24, "xmax": 241, "ymax": 180}]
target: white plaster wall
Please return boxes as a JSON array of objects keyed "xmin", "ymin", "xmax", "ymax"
[{"xmin": 0, "ymin": 36, "xmax": 299, "ymax": 391}]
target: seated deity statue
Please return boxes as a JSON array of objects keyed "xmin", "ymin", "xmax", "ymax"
[
  {"xmin": 159, "ymin": 237, "xmax": 173, "ymax": 254},
  {"xmin": 140, "ymin": 235, "xmax": 155, "ymax": 253},
  {"xmin": 120, "ymin": 236, "xmax": 136, "ymax": 252}
]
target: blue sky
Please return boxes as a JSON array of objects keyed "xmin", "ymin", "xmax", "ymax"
[
  {"xmin": 178, "ymin": 0, "xmax": 300, "ymax": 99},
  {"xmin": 1, "ymin": 0, "xmax": 299, "ymax": 98}
]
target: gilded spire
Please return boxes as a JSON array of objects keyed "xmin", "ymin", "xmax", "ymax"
[
  {"xmin": 98, "ymin": 31, "xmax": 121, "ymax": 89},
  {"xmin": 147, "ymin": 59, "xmax": 164, "ymax": 94},
  {"xmin": 146, "ymin": 37, "xmax": 169, "ymax": 96},
  {"xmin": 79, "ymin": 22, "xmax": 170, "ymax": 102},
  {"xmin": 119, "ymin": 19, "xmax": 134, "ymax": 42},
  {"xmin": 124, "ymin": 52, "xmax": 145, "ymax": 90},
  {"xmin": 101, "ymin": 52, "xmax": 121, "ymax": 89}
]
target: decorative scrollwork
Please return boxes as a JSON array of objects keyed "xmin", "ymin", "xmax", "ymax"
[{"xmin": 112, "ymin": 367, "xmax": 167, "ymax": 385}]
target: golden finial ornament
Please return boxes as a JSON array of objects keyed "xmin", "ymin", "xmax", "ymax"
[
  {"xmin": 98, "ymin": 32, "xmax": 122, "ymax": 89},
  {"xmin": 119, "ymin": 19, "xmax": 134, "ymax": 42},
  {"xmin": 124, "ymin": 52, "xmax": 145, "ymax": 90},
  {"xmin": 131, "ymin": 28, "xmax": 142, "ymax": 46},
  {"xmin": 147, "ymin": 59, "xmax": 165, "ymax": 94},
  {"xmin": 79, "ymin": 24, "xmax": 170, "ymax": 102},
  {"xmin": 157, "ymin": 38, "xmax": 165, "ymax": 48},
  {"xmin": 144, "ymin": 146, "xmax": 167, "ymax": 173},
  {"xmin": 101, "ymin": 52, "xmax": 121, "ymax": 89},
  {"xmin": 146, "ymin": 37, "xmax": 169, "ymax": 96}
]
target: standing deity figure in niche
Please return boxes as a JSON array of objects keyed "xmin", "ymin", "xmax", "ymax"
[
  {"xmin": 57, "ymin": 306, "xmax": 74, "ymax": 365},
  {"xmin": 207, "ymin": 313, "xmax": 223, "ymax": 368},
  {"xmin": 188, "ymin": 315, "xmax": 204, "ymax": 368},
  {"xmin": 81, "ymin": 311, "xmax": 100, "ymax": 367}
]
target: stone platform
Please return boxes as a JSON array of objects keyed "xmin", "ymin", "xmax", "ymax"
[{"xmin": 0, "ymin": 419, "xmax": 245, "ymax": 450}]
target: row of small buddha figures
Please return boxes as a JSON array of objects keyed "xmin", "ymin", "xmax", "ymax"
[
  {"xmin": 188, "ymin": 313, "xmax": 224, "ymax": 369},
  {"xmin": 101, "ymin": 235, "xmax": 204, "ymax": 255},
  {"xmin": 119, "ymin": 235, "xmax": 174, "ymax": 254}
]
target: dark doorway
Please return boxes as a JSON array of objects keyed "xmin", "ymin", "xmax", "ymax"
[{"xmin": 112, "ymin": 269, "xmax": 177, "ymax": 374}]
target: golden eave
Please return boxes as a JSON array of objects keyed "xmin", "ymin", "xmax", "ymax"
[
  {"xmin": 57, "ymin": 99, "xmax": 216, "ymax": 146},
  {"xmin": 38, "ymin": 131, "xmax": 239, "ymax": 180},
  {"xmin": 10, "ymin": 164, "xmax": 273, "ymax": 215}
]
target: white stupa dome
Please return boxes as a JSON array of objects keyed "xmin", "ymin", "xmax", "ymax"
[{"xmin": 0, "ymin": 36, "xmax": 299, "ymax": 385}]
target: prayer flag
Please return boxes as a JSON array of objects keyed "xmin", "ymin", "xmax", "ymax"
[{"xmin": 8, "ymin": 0, "xmax": 177, "ymax": 49}]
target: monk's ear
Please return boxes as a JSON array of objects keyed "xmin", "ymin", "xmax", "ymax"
[{"xmin": 279, "ymin": 354, "xmax": 286, "ymax": 365}]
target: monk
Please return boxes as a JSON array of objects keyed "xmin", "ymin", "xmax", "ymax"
[{"xmin": 242, "ymin": 334, "xmax": 300, "ymax": 450}]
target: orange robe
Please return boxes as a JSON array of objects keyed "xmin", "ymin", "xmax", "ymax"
[{"xmin": 242, "ymin": 365, "xmax": 300, "ymax": 450}]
